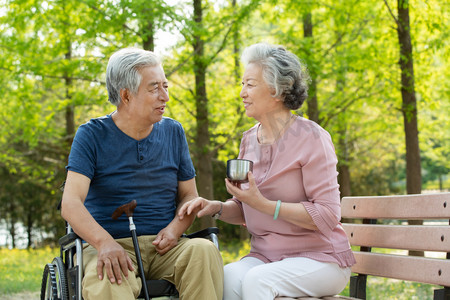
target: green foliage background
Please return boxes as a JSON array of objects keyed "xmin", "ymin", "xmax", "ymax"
[{"xmin": 0, "ymin": 0, "xmax": 448, "ymax": 248}]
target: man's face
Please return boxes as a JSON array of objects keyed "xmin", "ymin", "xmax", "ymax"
[{"xmin": 128, "ymin": 65, "xmax": 169, "ymax": 125}]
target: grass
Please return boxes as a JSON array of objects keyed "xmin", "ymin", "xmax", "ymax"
[
  {"xmin": 0, "ymin": 245, "xmax": 442, "ymax": 298},
  {"xmin": 338, "ymin": 276, "xmax": 438, "ymax": 299},
  {"xmin": 0, "ymin": 247, "xmax": 59, "ymax": 295}
]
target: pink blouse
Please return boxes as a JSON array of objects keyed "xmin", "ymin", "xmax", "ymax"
[{"xmin": 230, "ymin": 116, "xmax": 356, "ymax": 268}]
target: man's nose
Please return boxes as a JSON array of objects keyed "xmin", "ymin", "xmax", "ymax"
[{"xmin": 160, "ymin": 88, "xmax": 169, "ymax": 102}]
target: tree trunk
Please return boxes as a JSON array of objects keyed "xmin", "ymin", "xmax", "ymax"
[
  {"xmin": 64, "ymin": 38, "xmax": 75, "ymax": 151},
  {"xmin": 335, "ymin": 74, "xmax": 351, "ymax": 198},
  {"xmin": 193, "ymin": 0, "xmax": 214, "ymax": 229},
  {"xmin": 142, "ymin": 16, "xmax": 154, "ymax": 51},
  {"xmin": 232, "ymin": 0, "xmax": 249, "ymax": 241},
  {"xmin": 338, "ymin": 164, "xmax": 351, "ymax": 198},
  {"xmin": 397, "ymin": 0, "xmax": 421, "ymax": 195},
  {"xmin": 26, "ymin": 210, "xmax": 33, "ymax": 249},
  {"xmin": 7, "ymin": 214, "xmax": 16, "ymax": 248},
  {"xmin": 303, "ymin": 11, "xmax": 319, "ymax": 124},
  {"xmin": 396, "ymin": 0, "xmax": 423, "ymax": 256}
]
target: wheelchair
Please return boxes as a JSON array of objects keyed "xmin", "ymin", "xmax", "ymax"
[{"xmin": 40, "ymin": 199, "xmax": 219, "ymax": 300}]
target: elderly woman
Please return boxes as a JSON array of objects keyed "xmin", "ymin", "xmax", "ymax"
[{"xmin": 179, "ymin": 43, "xmax": 355, "ymax": 299}]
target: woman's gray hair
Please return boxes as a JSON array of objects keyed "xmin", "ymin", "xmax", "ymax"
[
  {"xmin": 241, "ymin": 43, "xmax": 310, "ymax": 110},
  {"xmin": 106, "ymin": 48, "xmax": 161, "ymax": 106}
]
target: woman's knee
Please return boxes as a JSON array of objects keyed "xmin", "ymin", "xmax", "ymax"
[
  {"xmin": 224, "ymin": 262, "xmax": 242, "ymax": 289},
  {"xmin": 242, "ymin": 266, "xmax": 272, "ymax": 290}
]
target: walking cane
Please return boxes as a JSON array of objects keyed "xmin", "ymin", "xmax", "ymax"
[{"xmin": 112, "ymin": 200, "xmax": 150, "ymax": 300}]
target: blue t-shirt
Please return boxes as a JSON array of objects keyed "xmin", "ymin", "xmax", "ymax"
[{"xmin": 66, "ymin": 114, "xmax": 196, "ymax": 239}]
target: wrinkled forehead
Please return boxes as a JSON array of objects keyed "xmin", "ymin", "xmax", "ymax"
[{"xmin": 242, "ymin": 62, "xmax": 264, "ymax": 81}]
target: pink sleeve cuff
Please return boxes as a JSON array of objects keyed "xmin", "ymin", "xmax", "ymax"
[{"xmin": 302, "ymin": 201, "xmax": 334, "ymax": 236}]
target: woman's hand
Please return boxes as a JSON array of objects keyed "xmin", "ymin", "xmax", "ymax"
[
  {"xmin": 178, "ymin": 197, "xmax": 221, "ymax": 219},
  {"xmin": 225, "ymin": 171, "xmax": 267, "ymax": 209}
]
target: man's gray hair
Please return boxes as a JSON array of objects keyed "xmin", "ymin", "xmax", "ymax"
[
  {"xmin": 106, "ymin": 48, "xmax": 161, "ymax": 106},
  {"xmin": 241, "ymin": 43, "xmax": 310, "ymax": 110}
]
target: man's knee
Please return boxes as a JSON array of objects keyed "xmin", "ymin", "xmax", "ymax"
[
  {"xmin": 81, "ymin": 246, "xmax": 140, "ymax": 300},
  {"xmin": 179, "ymin": 238, "xmax": 221, "ymax": 263},
  {"xmin": 174, "ymin": 238, "xmax": 223, "ymax": 300},
  {"xmin": 82, "ymin": 267, "xmax": 140, "ymax": 300}
]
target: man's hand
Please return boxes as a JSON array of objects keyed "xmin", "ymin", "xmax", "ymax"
[
  {"xmin": 152, "ymin": 227, "xmax": 179, "ymax": 255},
  {"xmin": 96, "ymin": 238, "xmax": 134, "ymax": 284}
]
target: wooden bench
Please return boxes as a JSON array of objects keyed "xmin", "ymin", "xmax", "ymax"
[{"xmin": 276, "ymin": 192, "xmax": 450, "ymax": 300}]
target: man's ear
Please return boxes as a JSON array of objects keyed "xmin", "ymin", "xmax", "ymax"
[{"xmin": 120, "ymin": 88, "xmax": 130, "ymax": 104}]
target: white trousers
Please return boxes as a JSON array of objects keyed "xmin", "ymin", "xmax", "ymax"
[{"xmin": 223, "ymin": 256, "xmax": 351, "ymax": 300}]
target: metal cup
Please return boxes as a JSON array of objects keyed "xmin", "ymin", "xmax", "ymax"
[{"xmin": 226, "ymin": 159, "xmax": 253, "ymax": 183}]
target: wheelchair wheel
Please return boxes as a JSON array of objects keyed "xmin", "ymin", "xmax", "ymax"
[{"xmin": 41, "ymin": 257, "xmax": 69, "ymax": 300}]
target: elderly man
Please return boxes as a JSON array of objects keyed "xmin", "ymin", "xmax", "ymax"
[{"xmin": 61, "ymin": 48, "xmax": 223, "ymax": 300}]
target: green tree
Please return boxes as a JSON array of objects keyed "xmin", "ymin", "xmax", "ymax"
[
  {"xmin": 164, "ymin": 0, "xmax": 258, "ymax": 231},
  {"xmin": 0, "ymin": 0, "xmax": 447, "ymax": 247},
  {"xmin": 384, "ymin": 0, "xmax": 422, "ymax": 195}
]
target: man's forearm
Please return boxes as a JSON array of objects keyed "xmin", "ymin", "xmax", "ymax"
[
  {"xmin": 61, "ymin": 198, "xmax": 114, "ymax": 248},
  {"xmin": 169, "ymin": 194, "xmax": 198, "ymax": 236}
]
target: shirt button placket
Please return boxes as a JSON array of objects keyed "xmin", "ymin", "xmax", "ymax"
[{"xmin": 138, "ymin": 142, "xmax": 144, "ymax": 162}]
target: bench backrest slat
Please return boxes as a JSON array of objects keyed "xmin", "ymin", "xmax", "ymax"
[
  {"xmin": 341, "ymin": 192, "xmax": 450, "ymax": 294},
  {"xmin": 343, "ymin": 224, "xmax": 450, "ymax": 252},
  {"xmin": 341, "ymin": 193, "xmax": 450, "ymax": 220},
  {"xmin": 352, "ymin": 251, "xmax": 450, "ymax": 286}
]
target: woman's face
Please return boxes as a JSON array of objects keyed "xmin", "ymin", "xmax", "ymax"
[{"xmin": 240, "ymin": 63, "xmax": 279, "ymax": 120}]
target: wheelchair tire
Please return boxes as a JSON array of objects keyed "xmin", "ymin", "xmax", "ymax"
[{"xmin": 41, "ymin": 257, "xmax": 69, "ymax": 300}]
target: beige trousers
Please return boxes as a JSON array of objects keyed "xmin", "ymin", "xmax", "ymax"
[{"xmin": 81, "ymin": 235, "xmax": 223, "ymax": 300}]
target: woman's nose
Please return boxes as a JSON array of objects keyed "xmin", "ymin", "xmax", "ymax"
[{"xmin": 239, "ymin": 87, "xmax": 246, "ymax": 99}]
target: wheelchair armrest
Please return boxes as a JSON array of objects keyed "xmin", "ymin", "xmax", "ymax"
[
  {"xmin": 59, "ymin": 232, "xmax": 80, "ymax": 248},
  {"xmin": 185, "ymin": 227, "xmax": 219, "ymax": 239}
]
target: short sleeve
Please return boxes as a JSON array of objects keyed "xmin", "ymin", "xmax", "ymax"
[
  {"xmin": 66, "ymin": 124, "xmax": 96, "ymax": 179},
  {"xmin": 176, "ymin": 123, "xmax": 196, "ymax": 181}
]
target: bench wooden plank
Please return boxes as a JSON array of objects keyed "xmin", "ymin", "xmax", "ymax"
[
  {"xmin": 274, "ymin": 194, "xmax": 450, "ymax": 299},
  {"xmin": 341, "ymin": 193, "xmax": 450, "ymax": 219},
  {"xmin": 343, "ymin": 224, "xmax": 450, "ymax": 252},
  {"xmin": 351, "ymin": 251, "xmax": 450, "ymax": 286}
]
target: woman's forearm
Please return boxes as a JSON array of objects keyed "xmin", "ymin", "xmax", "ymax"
[{"xmin": 216, "ymin": 200, "xmax": 245, "ymax": 225}]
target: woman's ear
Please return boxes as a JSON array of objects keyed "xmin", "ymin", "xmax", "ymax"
[
  {"xmin": 269, "ymin": 88, "xmax": 283, "ymax": 103},
  {"xmin": 272, "ymin": 94, "xmax": 283, "ymax": 103}
]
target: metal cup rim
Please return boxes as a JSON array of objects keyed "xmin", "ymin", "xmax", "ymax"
[{"xmin": 227, "ymin": 158, "xmax": 253, "ymax": 163}]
